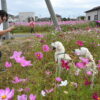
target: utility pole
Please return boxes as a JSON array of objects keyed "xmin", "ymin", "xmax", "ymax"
[
  {"xmin": 1, "ymin": 0, "xmax": 10, "ymax": 39},
  {"xmin": 45, "ymin": 0, "xmax": 61, "ymax": 31}
]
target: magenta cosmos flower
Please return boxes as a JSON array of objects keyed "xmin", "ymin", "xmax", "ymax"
[
  {"xmin": 34, "ymin": 52, "xmax": 43, "ymax": 60},
  {"xmin": 76, "ymin": 40, "xmax": 84, "ymax": 46},
  {"xmin": 61, "ymin": 60, "xmax": 70, "ymax": 70},
  {"xmin": 92, "ymin": 93, "xmax": 100, "ymax": 100},
  {"xmin": 0, "ymin": 88, "xmax": 14, "ymax": 100},
  {"xmin": 42, "ymin": 45, "xmax": 50, "ymax": 52},
  {"xmin": 84, "ymin": 79, "xmax": 91, "ymax": 86}
]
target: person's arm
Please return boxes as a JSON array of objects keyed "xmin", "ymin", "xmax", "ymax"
[{"xmin": 0, "ymin": 26, "xmax": 15, "ymax": 36}]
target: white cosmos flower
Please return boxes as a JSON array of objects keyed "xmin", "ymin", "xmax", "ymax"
[
  {"xmin": 59, "ymin": 80, "xmax": 68, "ymax": 86},
  {"xmin": 41, "ymin": 90, "xmax": 46, "ymax": 96}
]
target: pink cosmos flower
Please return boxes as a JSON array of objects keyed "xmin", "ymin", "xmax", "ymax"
[
  {"xmin": 98, "ymin": 60, "xmax": 100, "ymax": 63},
  {"xmin": 29, "ymin": 94, "xmax": 36, "ymax": 100},
  {"xmin": 98, "ymin": 64, "xmax": 100, "ymax": 68},
  {"xmin": 24, "ymin": 88, "xmax": 30, "ymax": 93},
  {"xmin": 42, "ymin": 45, "xmax": 50, "ymax": 52},
  {"xmin": 86, "ymin": 71, "xmax": 92, "ymax": 76},
  {"xmin": 45, "ymin": 88, "xmax": 54, "ymax": 93},
  {"xmin": 15, "ymin": 56, "xmax": 25, "ymax": 63},
  {"xmin": 45, "ymin": 70, "xmax": 51, "ymax": 75},
  {"xmin": 41, "ymin": 88, "xmax": 54, "ymax": 97},
  {"xmin": 12, "ymin": 76, "xmax": 22, "ymax": 84},
  {"xmin": 10, "ymin": 51, "xmax": 33, "ymax": 67},
  {"xmin": 5, "ymin": 61, "xmax": 12, "ymax": 68},
  {"xmin": 0, "ymin": 88, "xmax": 14, "ymax": 100},
  {"xmin": 55, "ymin": 77, "xmax": 62, "ymax": 82},
  {"xmin": 34, "ymin": 52, "xmax": 43, "ymax": 60},
  {"xmin": 17, "ymin": 94, "xmax": 27, "ymax": 100},
  {"xmin": 20, "ymin": 60, "xmax": 32, "ymax": 67},
  {"xmin": 61, "ymin": 60, "xmax": 70, "ymax": 70},
  {"xmin": 97, "ymin": 60, "xmax": 100, "ymax": 69},
  {"xmin": 14, "ymin": 52, "xmax": 32, "ymax": 67},
  {"xmin": 10, "ymin": 51, "xmax": 22, "ymax": 59},
  {"xmin": 12, "ymin": 76, "xmax": 27, "ymax": 84},
  {"xmin": 76, "ymin": 40, "xmax": 84, "ymax": 46},
  {"xmin": 75, "ymin": 57, "xmax": 90, "ymax": 69},
  {"xmin": 79, "ymin": 57, "xmax": 90, "ymax": 64},
  {"xmin": 75, "ymin": 62, "xmax": 86, "ymax": 69}
]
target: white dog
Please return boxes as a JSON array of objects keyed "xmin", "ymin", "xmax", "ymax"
[
  {"xmin": 51, "ymin": 41, "xmax": 72, "ymax": 76},
  {"xmin": 75, "ymin": 47, "xmax": 98, "ymax": 88},
  {"xmin": 75, "ymin": 47, "xmax": 97, "ymax": 73}
]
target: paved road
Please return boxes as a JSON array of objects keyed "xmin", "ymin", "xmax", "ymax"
[{"xmin": 13, "ymin": 34, "xmax": 33, "ymax": 38}]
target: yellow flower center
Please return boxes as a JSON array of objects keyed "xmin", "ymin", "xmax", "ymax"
[
  {"xmin": 37, "ymin": 54, "xmax": 40, "ymax": 57},
  {"xmin": 2, "ymin": 95, "xmax": 7, "ymax": 99},
  {"xmin": 98, "ymin": 97, "xmax": 100, "ymax": 100}
]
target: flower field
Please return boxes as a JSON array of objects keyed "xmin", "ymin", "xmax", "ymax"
[
  {"xmin": 0, "ymin": 22, "xmax": 100, "ymax": 100},
  {"xmin": 11, "ymin": 21, "xmax": 97, "ymax": 33}
]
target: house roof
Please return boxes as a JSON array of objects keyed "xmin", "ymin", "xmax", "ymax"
[{"xmin": 85, "ymin": 6, "xmax": 100, "ymax": 13}]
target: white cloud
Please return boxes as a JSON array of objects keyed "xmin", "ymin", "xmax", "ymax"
[
  {"xmin": 0, "ymin": 0, "xmax": 100, "ymax": 17},
  {"xmin": 49, "ymin": 0, "xmax": 100, "ymax": 8}
]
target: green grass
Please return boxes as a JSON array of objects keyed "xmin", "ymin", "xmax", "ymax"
[{"xmin": 0, "ymin": 27, "xmax": 100, "ymax": 100}]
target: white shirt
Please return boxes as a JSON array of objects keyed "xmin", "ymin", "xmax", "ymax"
[
  {"xmin": 0, "ymin": 24, "xmax": 3, "ymax": 45},
  {"xmin": 0, "ymin": 24, "xmax": 3, "ymax": 30}
]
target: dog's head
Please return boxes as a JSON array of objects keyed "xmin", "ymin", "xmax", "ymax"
[
  {"xmin": 51, "ymin": 41, "xmax": 65, "ymax": 52},
  {"xmin": 74, "ymin": 47, "xmax": 88, "ymax": 56}
]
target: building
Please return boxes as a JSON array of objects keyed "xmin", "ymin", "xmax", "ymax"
[
  {"xmin": 8, "ymin": 14, "xmax": 15, "ymax": 23},
  {"xmin": 8, "ymin": 14, "xmax": 19, "ymax": 23},
  {"xmin": 85, "ymin": 6, "xmax": 100, "ymax": 21},
  {"xmin": 19, "ymin": 12, "xmax": 35, "ymax": 22},
  {"xmin": 37, "ymin": 17, "xmax": 50, "ymax": 21}
]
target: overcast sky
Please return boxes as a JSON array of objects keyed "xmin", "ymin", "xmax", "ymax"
[{"xmin": 0, "ymin": 0, "xmax": 100, "ymax": 18}]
